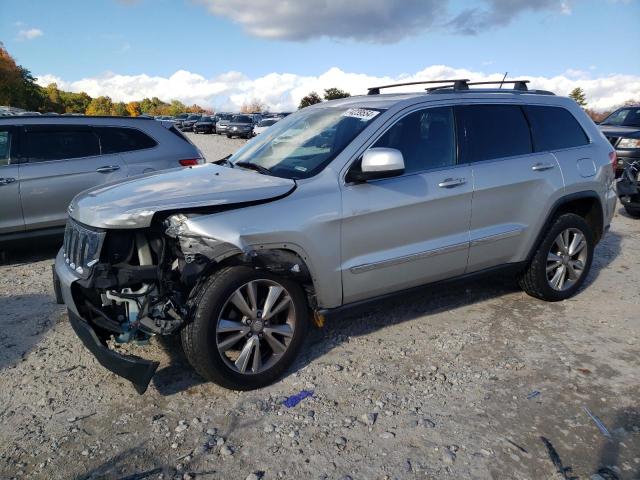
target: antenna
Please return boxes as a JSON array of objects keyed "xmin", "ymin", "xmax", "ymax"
[{"xmin": 500, "ymin": 72, "xmax": 508, "ymax": 89}]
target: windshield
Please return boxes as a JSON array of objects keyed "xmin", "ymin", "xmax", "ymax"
[
  {"xmin": 258, "ymin": 119, "xmax": 277, "ymax": 127},
  {"xmin": 601, "ymin": 107, "xmax": 640, "ymax": 127},
  {"xmin": 199, "ymin": 116, "xmax": 212, "ymax": 122},
  {"xmin": 232, "ymin": 115, "xmax": 253, "ymax": 123},
  {"xmin": 187, "ymin": 115, "xmax": 200, "ymax": 120},
  {"xmin": 230, "ymin": 106, "xmax": 384, "ymax": 179}
]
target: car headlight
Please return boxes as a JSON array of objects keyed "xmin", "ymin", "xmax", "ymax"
[{"xmin": 618, "ymin": 138, "xmax": 640, "ymax": 149}]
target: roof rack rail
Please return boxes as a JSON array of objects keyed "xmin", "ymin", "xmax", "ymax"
[
  {"xmin": 426, "ymin": 80, "xmax": 530, "ymax": 92},
  {"xmin": 367, "ymin": 79, "xmax": 470, "ymax": 95}
]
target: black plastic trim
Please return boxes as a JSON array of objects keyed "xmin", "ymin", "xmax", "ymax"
[{"xmin": 68, "ymin": 309, "xmax": 159, "ymax": 394}]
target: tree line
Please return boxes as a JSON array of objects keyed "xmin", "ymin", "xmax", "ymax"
[{"xmin": 1, "ymin": 43, "xmax": 206, "ymax": 116}]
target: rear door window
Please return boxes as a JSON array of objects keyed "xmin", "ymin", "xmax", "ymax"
[
  {"xmin": 524, "ymin": 105, "xmax": 589, "ymax": 151},
  {"xmin": 95, "ymin": 127, "xmax": 157, "ymax": 154},
  {"xmin": 23, "ymin": 127, "xmax": 100, "ymax": 162},
  {"xmin": 456, "ymin": 104, "xmax": 532, "ymax": 163},
  {"xmin": 0, "ymin": 130, "xmax": 11, "ymax": 166}
]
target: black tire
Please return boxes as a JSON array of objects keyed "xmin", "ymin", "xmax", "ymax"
[
  {"xmin": 52, "ymin": 265, "xmax": 64, "ymax": 304},
  {"xmin": 181, "ymin": 266, "xmax": 309, "ymax": 390},
  {"xmin": 519, "ymin": 213, "xmax": 594, "ymax": 301},
  {"xmin": 227, "ymin": 134, "xmax": 232, "ymax": 138},
  {"xmin": 624, "ymin": 205, "xmax": 640, "ymax": 218}
]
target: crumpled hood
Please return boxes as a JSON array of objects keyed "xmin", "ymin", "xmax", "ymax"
[
  {"xmin": 70, "ymin": 164, "xmax": 295, "ymax": 229},
  {"xmin": 599, "ymin": 125, "xmax": 640, "ymax": 139}
]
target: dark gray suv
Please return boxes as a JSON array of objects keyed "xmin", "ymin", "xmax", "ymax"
[{"xmin": 0, "ymin": 116, "xmax": 203, "ymax": 243}]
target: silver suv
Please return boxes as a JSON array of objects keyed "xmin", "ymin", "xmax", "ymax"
[
  {"xmin": 0, "ymin": 115, "xmax": 203, "ymax": 243},
  {"xmin": 54, "ymin": 79, "xmax": 618, "ymax": 394}
]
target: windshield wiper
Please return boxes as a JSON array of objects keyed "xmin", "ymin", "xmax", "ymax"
[
  {"xmin": 214, "ymin": 154, "xmax": 234, "ymax": 168},
  {"xmin": 235, "ymin": 161, "xmax": 272, "ymax": 176}
]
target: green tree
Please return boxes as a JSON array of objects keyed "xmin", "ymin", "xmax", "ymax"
[
  {"xmin": 298, "ymin": 91, "xmax": 323, "ymax": 109},
  {"xmin": 60, "ymin": 91, "xmax": 91, "ymax": 113},
  {"xmin": 111, "ymin": 102, "xmax": 128, "ymax": 116},
  {"xmin": 86, "ymin": 96, "xmax": 114, "ymax": 115},
  {"xmin": 324, "ymin": 87, "xmax": 350, "ymax": 101},
  {"xmin": 44, "ymin": 83, "xmax": 64, "ymax": 112},
  {"xmin": 0, "ymin": 43, "xmax": 45, "ymax": 111},
  {"xmin": 569, "ymin": 87, "xmax": 587, "ymax": 108}
]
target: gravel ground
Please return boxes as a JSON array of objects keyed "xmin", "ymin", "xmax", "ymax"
[
  {"xmin": 0, "ymin": 134, "xmax": 639, "ymax": 479},
  {"xmin": 186, "ymin": 131, "xmax": 248, "ymax": 162}
]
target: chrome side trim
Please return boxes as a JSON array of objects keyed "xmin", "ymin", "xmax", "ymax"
[
  {"xmin": 469, "ymin": 227, "xmax": 524, "ymax": 247},
  {"xmin": 350, "ymin": 242, "xmax": 468, "ymax": 274}
]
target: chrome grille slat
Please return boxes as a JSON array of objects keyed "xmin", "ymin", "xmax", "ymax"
[{"xmin": 62, "ymin": 219, "xmax": 106, "ymax": 278}]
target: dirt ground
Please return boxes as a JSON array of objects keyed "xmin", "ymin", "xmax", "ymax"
[{"xmin": 0, "ymin": 134, "xmax": 638, "ymax": 480}]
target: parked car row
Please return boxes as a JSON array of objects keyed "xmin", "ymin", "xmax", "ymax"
[{"xmin": 178, "ymin": 112, "xmax": 284, "ymax": 137}]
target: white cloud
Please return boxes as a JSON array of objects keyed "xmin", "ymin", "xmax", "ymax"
[
  {"xmin": 35, "ymin": 66, "xmax": 640, "ymax": 112},
  {"xmin": 17, "ymin": 28, "xmax": 43, "ymax": 41}
]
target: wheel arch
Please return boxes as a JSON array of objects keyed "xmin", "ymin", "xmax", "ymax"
[{"xmin": 527, "ymin": 190, "xmax": 604, "ymax": 262}]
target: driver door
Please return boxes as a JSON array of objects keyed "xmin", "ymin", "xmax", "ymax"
[{"xmin": 340, "ymin": 106, "xmax": 472, "ymax": 303}]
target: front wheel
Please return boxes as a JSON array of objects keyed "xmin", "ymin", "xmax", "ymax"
[
  {"xmin": 182, "ymin": 266, "xmax": 309, "ymax": 390},
  {"xmin": 519, "ymin": 213, "xmax": 594, "ymax": 301}
]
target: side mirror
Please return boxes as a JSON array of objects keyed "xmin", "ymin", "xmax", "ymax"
[{"xmin": 348, "ymin": 148, "xmax": 405, "ymax": 183}]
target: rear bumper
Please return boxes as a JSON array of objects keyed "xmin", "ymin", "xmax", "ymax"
[{"xmin": 55, "ymin": 248, "xmax": 159, "ymax": 394}]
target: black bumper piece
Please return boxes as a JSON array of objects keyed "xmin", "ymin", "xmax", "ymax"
[{"xmin": 68, "ymin": 310, "xmax": 159, "ymax": 394}]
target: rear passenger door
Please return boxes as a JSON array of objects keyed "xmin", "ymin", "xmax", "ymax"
[
  {"xmin": 0, "ymin": 126, "xmax": 23, "ymax": 234},
  {"xmin": 18, "ymin": 125, "xmax": 126, "ymax": 231},
  {"xmin": 458, "ymin": 104, "xmax": 565, "ymax": 273},
  {"xmin": 93, "ymin": 126, "xmax": 162, "ymax": 175}
]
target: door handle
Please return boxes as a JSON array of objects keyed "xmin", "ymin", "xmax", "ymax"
[
  {"xmin": 438, "ymin": 177, "xmax": 466, "ymax": 188},
  {"xmin": 531, "ymin": 162, "xmax": 555, "ymax": 171},
  {"xmin": 96, "ymin": 165, "xmax": 121, "ymax": 173},
  {"xmin": 0, "ymin": 177, "xmax": 16, "ymax": 186}
]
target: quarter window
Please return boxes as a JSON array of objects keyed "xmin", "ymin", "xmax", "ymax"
[
  {"xmin": 95, "ymin": 127, "xmax": 157, "ymax": 154},
  {"xmin": 456, "ymin": 105, "xmax": 532, "ymax": 163},
  {"xmin": 371, "ymin": 106, "xmax": 456, "ymax": 173},
  {"xmin": 24, "ymin": 128, "xmax": 100, "ymax": 162},
  {"xmin": 524, "ymin": 105, "xmax": 589, "ymax": 151}
]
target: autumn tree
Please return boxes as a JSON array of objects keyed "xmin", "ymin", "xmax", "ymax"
[
  {"xmin": 240, "ymin": 98, "xmax": 266, "ymax": 113},
  {"xmin": 298, "ymin": 92, "xmax": 322, "ymax": 109},
  {"xmin": 126, "ymin": 101, "xmax": 141, "ymax": 116},
  {"xmin": 85, "ymin": 96, "xmax": 114, "ymax": 115},
  {"xmin": 569, "ymin": 87, "xmax": 587, "ymax": 108},
  {"xmin": 324, "ymin": 87, "xmax": 350, "ymax": 101},
  {"xmin": 0, "ymin": 43, "xmax": 44, "ymax": 111},
  {"xmin": 44, "ymin": 83, "xmax": 64, "ymax": 113}
]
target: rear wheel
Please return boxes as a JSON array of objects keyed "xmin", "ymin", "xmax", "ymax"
[
  {"xmin": 519, "ymin": 213, "xmax": 594, "ymax": 301},
  {"xmin": 182, "ymin": 266, "xmax": 309, "ymax": 390}
]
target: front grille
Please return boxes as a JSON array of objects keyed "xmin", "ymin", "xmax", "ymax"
[
  {"xmin": 606, "ymin": 136, "xmax": 620, "ymax": 147},
  {"xmin": 63, "ymin": 220, "xmax": 106, "ymax": 278}
]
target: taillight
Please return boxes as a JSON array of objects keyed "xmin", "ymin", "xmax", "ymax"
[
  {"xmin": 179, "ymin": 158, "xmax": 200, "ymax": 166},
  {"xmin": 609, "ymin": 151, "xmax": 617, "ymax": 174}
]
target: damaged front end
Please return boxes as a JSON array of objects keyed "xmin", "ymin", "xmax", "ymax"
[{"xmin": 66, "ymin": 212, "xmax": 312, "ymax": 394}]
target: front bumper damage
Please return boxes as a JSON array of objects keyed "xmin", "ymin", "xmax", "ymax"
[
  {"xmin": 68, "ymin": 309, "xmax": 159, "ymax": 394},
  {"xmin": 55, "ymin": 249, "xmax": 160, "ymax": 394}
]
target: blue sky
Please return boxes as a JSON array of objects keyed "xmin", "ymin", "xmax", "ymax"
[{"xmin": 1, "ymin": 0, "xmax": 639, "ymax": 110}]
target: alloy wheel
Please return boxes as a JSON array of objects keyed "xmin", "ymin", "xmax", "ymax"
[
  {"xmin": 546, "ymin": 228, "xmax": 589, "ymax": 291},
  {"xmin": 215, "ymin": 279, "xmax": 296, "ymax": 375}
]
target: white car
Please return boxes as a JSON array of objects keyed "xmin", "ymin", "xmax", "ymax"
[{"xmin": 253, "ymin": 118, "xmax": 279, "ymax": 135}]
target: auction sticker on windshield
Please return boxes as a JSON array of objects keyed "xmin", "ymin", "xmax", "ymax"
[{"xmin": 342, "ymin": 108, "xmax": 380, "ymax": 121}]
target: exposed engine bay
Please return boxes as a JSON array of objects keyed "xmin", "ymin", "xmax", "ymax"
[{"xmin": 71, "ymin": 213, "xmax": 313, "ymax": 345}]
